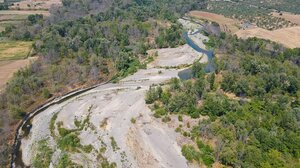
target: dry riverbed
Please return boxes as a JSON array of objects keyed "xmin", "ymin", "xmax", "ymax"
[{"xmin": 20, "ymin": 40, "xmax": 208, "ymax": 167}]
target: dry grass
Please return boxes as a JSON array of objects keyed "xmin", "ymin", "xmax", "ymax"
[
  {"xmin": 9, "ymin": 0, "xmax": 61, "ymax": 10},
  {"xmin": 189, "ymin": 11, "xmax": 240, "ymax": 33},
  {"xmin": 0, "ymin": 10, "xmax": 50, "ymax": 17},
  {"xmin": 0, "ymin": 40, "xmax": 33, "ymax": 61},
  {"xmin": 235, "ymin": 26, "xmax": 300, "ymax": 49},
  {"xmin": 272, "ymin": 12, "xmax": 300, "ymax": 25}
]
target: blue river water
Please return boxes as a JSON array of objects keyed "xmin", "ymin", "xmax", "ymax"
[{"xmin": 178, "ymin": 32, "xmax": 215, "ymax": 80}]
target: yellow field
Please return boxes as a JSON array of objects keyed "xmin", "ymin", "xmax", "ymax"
[
  {"xmin": 189, "ymin": 11, "xmax": 240, "ymax": 33},
  {"xmin": 0, "ymin": 41, "xmax": 33, "ymax": 61},
  {"xmin": 235, "ymin": 26, "xmax": 300, "ymax": 49}
]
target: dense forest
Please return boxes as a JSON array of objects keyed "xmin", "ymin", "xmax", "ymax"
[
  {"xmin": 146, "ymin": 35, "xmax": 300, "ymax": 167},
  {"xmin": 0, "ymin": 0, "xmax": 207, "ymax": 166}
]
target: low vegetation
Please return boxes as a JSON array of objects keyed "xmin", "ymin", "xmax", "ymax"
[{"xmin": 32, "ymin": 139, "xmax": 53, "ymax": 168}]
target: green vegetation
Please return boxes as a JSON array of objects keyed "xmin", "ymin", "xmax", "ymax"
[
  {"xmin": 110, "ymin": 137, "xmax": 120, "ymax": 152},
  {"xmin": 56, "ymin": 154, "xmax": 80, "ymax": 168},
  {"xmin": 130, "ymin": 117, "xmax": 136, "ymax": 124},
  {"xmin": 181, "ymin": 145, "xmax": 201, "ymax": 162},
  {"xmin": 181, "ymin": 140, "xmax": 214, "ymax": 167},
  {"xmin": 32, "ymin": 139, "xmax": 53, "ymax": 168},
  {"xmin": 146, "ymin": 33, "xmax": 300, "ymax": 167},
  {"xmin": 49, "ymin": 113, "xmax": 58, "ymax": 137},
  {"xmin": 56, "ymin": 123, "xmax": 93, "ymax": 153}
]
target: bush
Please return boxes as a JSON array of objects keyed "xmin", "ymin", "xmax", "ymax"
[
  {"xmin": 42, "ymin": 88, "xmax": 52, "ymax": 99},
  {"xmin": 181, "ymin": 145, "xmax": 201, "ymax": 162},
  {"xmin": 154, "ymin": 107, "xmax": 167, "ymax": 118}
]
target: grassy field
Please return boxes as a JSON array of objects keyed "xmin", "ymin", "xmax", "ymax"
[{"xmin": 0, "ymin": 40, "xmax": 32, "ymax": 61}]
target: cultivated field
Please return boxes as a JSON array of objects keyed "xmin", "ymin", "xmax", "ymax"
[
  {"xmin": 236, "ymin": 26, "xmax": 300, "ymax": 48},
  {"xmin": 189, "ymin": 11, "xmax": 240, "ymax": 33},
  {"xmin": 0, "ymin": 40, "xmax": 33, "ymax": 90},
  {"xmin": 0, "ymin": 40, "xmax": 32, "ymax": 61},
  {"xmin": 9, "ymin": 0, "xmax": 61, "ymax": 10},
  {"xmin": 272, "ymin": 12, "xmax": 300, "ymax": 25},
  {"xmin": 0, "ymin": 10, "xmax": 50, "ymax": 16}
]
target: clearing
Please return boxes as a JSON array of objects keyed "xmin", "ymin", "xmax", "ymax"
[
  {"xmin": 235, "ymin": 26, "xmax": 300, "ymax": 49},
  {"xmin": 189, "ymin": 11, "xmax": 240, "ymax": 33}
]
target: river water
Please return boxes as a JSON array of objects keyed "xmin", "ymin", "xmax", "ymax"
[{"xmin": 178, "ymin": 32, "xmax": 214, "ymax": 80}]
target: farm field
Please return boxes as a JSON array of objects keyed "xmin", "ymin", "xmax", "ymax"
[
  {"xmin": 0, "ymin": 40, "xmax": 33, "ymax": 90},
  {"xmin": 0, "ymin": 10, "xmax": 50, "ymax": 16},
  {"xmin": 235, "ymin": 26, "xmax": 300, "ymax": 48},
  {"xmin": 0, "ymin": 40, "xmax": 32, "ymax": 61},
  {"xmin": 272, "ymin": 12, "xmax": 300, "ymax": 25},
  {"xmin": 189, "ymin": 11, "xmax": 240, "ymax": 33}
]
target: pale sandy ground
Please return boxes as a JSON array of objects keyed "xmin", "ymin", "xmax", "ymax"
[
  {"xmin": 0, "ymin": 57, "xmax": 36, "ymax": 92},
  {"xmin": 148, "ymin": 44, "xmax": 206, "ymax": 68},
  {"xmin": 178, "ymin": 18, "xmax": 201, "ymax": 30},
  {"xmin": 235, "ymin": 26, "xmax": 300, "ymax": 48},
  {"xmin": 20, "ymin": 44, "xmax": 208, "ymax": 167}
]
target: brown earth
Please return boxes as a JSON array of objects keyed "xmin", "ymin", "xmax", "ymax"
[
  {"xmin": 272, "ymin": 12, "xmax": 300, "ymax": 25},
  {"xmin": 235, "ymin": 26, "xmax": 300, "ymax": 48},
  {"xmin": 189, "ymin": 11, "xmax": 240, "ymax": 33}
]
